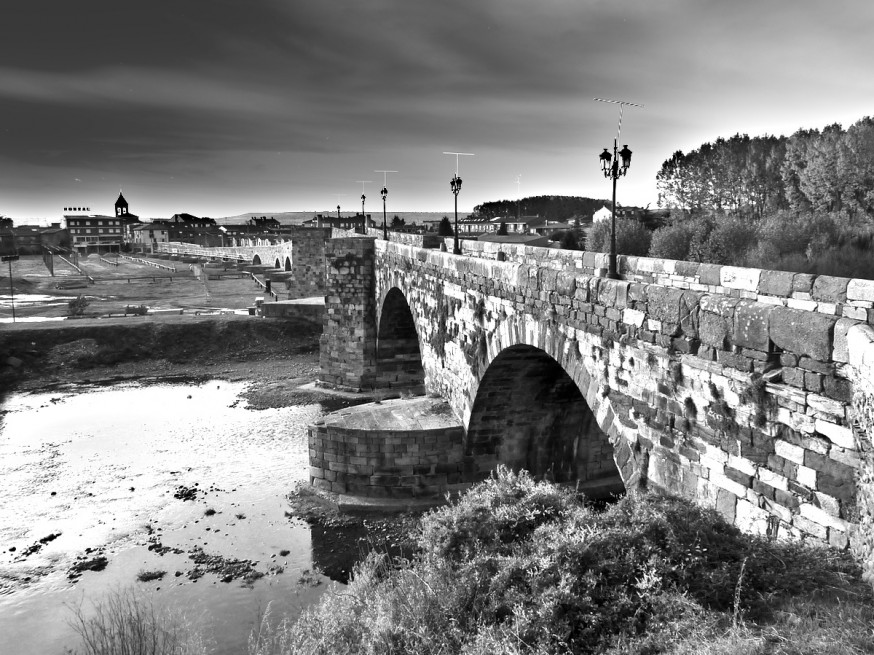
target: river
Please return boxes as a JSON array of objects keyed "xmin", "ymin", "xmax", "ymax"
[{"xmin": 0, "ymin": 378, "xmax": 357, "ymax": 654}]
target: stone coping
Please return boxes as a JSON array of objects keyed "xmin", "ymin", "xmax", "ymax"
[{"xmin": 313, "ymin": 396, "xmax": 461, "ymax": 432}]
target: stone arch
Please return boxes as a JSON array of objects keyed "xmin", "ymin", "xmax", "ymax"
[
  {"xmin": 375, "ymin": 287, "xmax": 425, "ymax": 390},
  {"xmin": 252, "ymin": 254, "xmax": 262, "ymax": 265},
  {"xmin": 284, "ymin": 256, "xmax": 291, "ymax": 272},
  {"xmin": 274, "ymin": 257, "xmax": 282, "ymax": 269},
  {"xmin": 465, "ymin": 343, "xmax": 630, "ymax": 498}
]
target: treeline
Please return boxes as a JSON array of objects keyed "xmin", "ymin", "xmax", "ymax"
[
  {"xmin": 473, "ymin": 195, "xmax": 607, "ymax": 221},
  {"xmin": 657, "ymin": 117, "xmax": 874, "ymax": 220}
]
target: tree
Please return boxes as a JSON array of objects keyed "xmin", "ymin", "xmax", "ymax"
[
  {"xmin": 437, "ymin": 216, "xmax": 454, "ymax": 237},
  {"xmin": 559, "ymin": 230, "xmax": 581, "ymax": 250},
  {"xmin": 68, "ymin": 295, "xmax": 90, "ymax": 316},
  {"xmin": 497, "ymin": 221, "xmax": 508, "ymax": 236},
  {"xmin": 587, "ymin": 219, "xmax": 651, "ymax": 256},
  {"xmin": 391, "ymin": 215, "xmax": 405, "ymax": 228}
]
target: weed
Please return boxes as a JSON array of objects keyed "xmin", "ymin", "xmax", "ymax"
[
  {"xmin": 204, "ymin": 508, "xmax": 216, "ymax": 517},
  {"xmin": 235, "ymin": 512, "xmax": 246, "ymax": 520},
  {"xmin": 136, "ymin": 569, "xmax": 166, "ymax": 582},
  {"xmin": 742, "ymin": 373, "xmax": 773, "ymax": 428},
  {"xmin": 66, "ymin": 587, "xmax": 208, "ymax": 655},
  {"xmin": 684, "ymin": 396, "xmax": 698, "ymax": 420}
]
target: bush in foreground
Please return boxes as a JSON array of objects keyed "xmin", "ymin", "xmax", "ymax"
[{"xmin": 275, "ymin": 468, "xmax": 872, "ymax": 655}]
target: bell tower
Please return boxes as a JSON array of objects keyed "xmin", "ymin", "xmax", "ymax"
[{"xmin": 115, "ymin": 191, "xmax": 129, "ymax": 217}]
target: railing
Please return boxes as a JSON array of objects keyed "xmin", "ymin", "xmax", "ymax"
[
  {"xmin": 249, "ymin": 272, "xmax": 279, "ymax": 301},
  {"xmin": 99, "ymin": 256, "xmax": 120, "ymax": 266},
  {"xmin": 119, "ymin": 254, "xmax": 177, "ymax": 272},
  {"xmin": 57, "ymin": 254, "xmax": 94, "ymax": 283},
  {"xmin": 156, "ymin": 242, "xmax": 249, "ymax": 261}
]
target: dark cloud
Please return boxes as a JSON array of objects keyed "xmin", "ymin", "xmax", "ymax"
[{"xmin": 2, "ymin": 0, "xmax": 873, "ymax": 219}]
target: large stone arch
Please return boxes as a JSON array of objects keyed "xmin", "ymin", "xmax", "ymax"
[
  {"xmin": 284, "ymin": 256, "xmax": 291, "ymax": 272},
  {"xmin": 375, "ymin": 287, "xmax": 426, "ymax": 390},
  {"xmin": 252, "ymin": 254, "xmax": 262, "ymax": 265},
  {"xmin": 274, "ymin": 257, "xmax": 282, "ymax": 269},
  {"xmin": 465, "ymin": 343, "xmax": 628, "ymax": 498}
]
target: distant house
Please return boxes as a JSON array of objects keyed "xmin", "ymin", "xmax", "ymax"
[
  {"xmin": 593, "ymin": 205, "xmax": 644, "ymax": 223},
  {"xmin": 593, "ymin": 206, "xmax": 612, "ymax": 223},
  {"xmin": 302, "ymin": 213, "xmax": 374, "ymax": 232},
  {"xmin": 130, "ymin": 223, "xmax": 169, "ymax": 251}
]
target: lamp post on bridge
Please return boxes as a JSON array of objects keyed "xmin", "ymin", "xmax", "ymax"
[
  {"xmin": 443, "ymin": 152, "xmax": 474, "ymax": 255},
  {"xmin": 594, "ymin": 97, "xmax": 643, "ymax": 279},
  {"xmin": 375, "ymin": 170, "xmax": 398, "ymax": 241}
]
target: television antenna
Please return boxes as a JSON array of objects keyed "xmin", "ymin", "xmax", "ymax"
[
  {"xmin": 442, "ymin": 151, "xmax": 474, "ymax": 175},
  {"xmin": 593, "ymin": 98, "xmax": 644, "ymax": 143},
  {"xmin": 374, "ymin": 170, "xmax": 398, "ymax": 187}
]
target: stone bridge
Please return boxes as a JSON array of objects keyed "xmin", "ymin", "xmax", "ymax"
[
  {"xmin": 314, "ymin": 235, "xmax": 874, "ymax": 574},
  {"xmin": 156, "ymin": 227, "xmax": 331, "ymax": 298}
]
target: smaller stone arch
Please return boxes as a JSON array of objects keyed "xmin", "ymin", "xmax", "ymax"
[
  {"xmin": 252, "ymin": 254, "xmax": 262, "ymax": 265},
  {"xmin": 274, "ymin": 258, "xmax": 282, "ymax": 269},
  {"xmin": 284, "ymin": 256, "xmax": 291, "ymax": 271},
  {"xmin": 375, "ymin": 287, "xmax": 425, "ymax": 390},
  {"xmin": 465, "ymin": 344, "xmax": 627, "ymax": 498}
]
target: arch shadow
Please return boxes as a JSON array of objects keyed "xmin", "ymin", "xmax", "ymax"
[
  {"xmin": 274, "ymin": 258, "xmax": 282, "ymax": 269},
  {"xmin": 376, "ymin": 287, "xmax": 425, "ymax": 390},
  {"xmin": 466, "ymin": 343, "xmax": 627, "ymax": 499},
  {"xmin": 252, "ymin": 254, "xmax": 262, "ymax": 265},
  {"xmin": 284, "ymin": 256, "xmax": 291, "ymax": 272}
]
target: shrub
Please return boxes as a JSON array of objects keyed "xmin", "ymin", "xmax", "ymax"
[
  {"xmin": 66, "ymin": 588, "xmax": 208, "ymax": 655},
  {"xmin": 283, "ymin": 468, "xmax": 870, "ymax": 655},
  {"xmin": 649, "ymin": 221, "xmax": 697, "ymax": 260},
  {"xmin": 68, "ymin": 294, "xmax": 91, "ymax": 316},
  {"xmin": 587, "ymin": 218, "xmax": 652, "ymax": 256}
]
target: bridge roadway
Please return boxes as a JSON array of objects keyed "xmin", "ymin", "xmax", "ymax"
[{"xmin": 314, "ymin": 234, "xmax": 874, "ymax": 580}]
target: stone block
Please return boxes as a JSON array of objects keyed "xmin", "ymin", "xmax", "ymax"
[
  {"xmin": 735, "ymin": 498, "xmax": 770, "ymax": 535},
  {"xmin": 799, "ymin": 502, "xmax": 849, "ymax": 532},
  {"xmin": 698, "ymin": 263, "xmax": 721, "ymax": 286},
  {"xmin": 769, "ymin": 307, "xmax": 837, "ymax": 362},
  {"xmin": 792, "ymin": 274, "xmax": 815, "ymax": 294},
  {"xmin": 812, "ymin": 276, "xmax": 849, "ymax": 303},
  {"xmin": 774, "ymin": 439, "xmax": 805, "ymax": 465},
  {"xmin": 733, "ymin": 300, "xmax": 774, "ymax": 351},
  {"xmin": 721, "ymin": 266, "xmax": 761, "ymax": 292},
  {"xmin": 758, "ymin": 270, "xmax": 795, "ymax": 296},
  {"xmin": 793, "ymin": 514, "xmax": 828, "ymax": 540},
  {"xmin": 847, "ymin": 278, "xmax": 874, "ymax": 302},
  {"xmin": 814, "ymin": 419, "xmax": 856, "ymax": 449}
]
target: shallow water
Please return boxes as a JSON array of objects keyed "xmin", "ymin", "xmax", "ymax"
[{"xmin": 0, "ymin": 380, "xmax": 345, "ymax": 655}]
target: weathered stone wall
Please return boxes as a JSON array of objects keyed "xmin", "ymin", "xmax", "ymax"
[
  {"xmin": 848, "ymin": 325, "xmax": 874, "ymax": 581},
  {"xmin": 364, "ymin": 240, "xmax": 864, "ymax": 547},
  {"xmin": 330, "ymin": 227, "xmax": 443, "ymax": 248},
  {"xmin": 318, "ymin": 238, "xmax": 377, "ymax": 390},
  {"xmin": 288, "ymin": 232, "xmax": 328, "ymax": 299},
  {"xmin": 308, "ymin": 421, "xmax": 465, "ymax": 498}
]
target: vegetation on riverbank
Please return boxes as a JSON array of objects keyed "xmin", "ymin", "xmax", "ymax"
[{"xmin": 254, "ymin": 468, "xmax": 872, "ymax": 655}]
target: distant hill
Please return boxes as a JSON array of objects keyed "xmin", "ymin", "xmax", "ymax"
[{"xmin": 473, "ymin": 195, "xmax": 612, "ymax": 221}]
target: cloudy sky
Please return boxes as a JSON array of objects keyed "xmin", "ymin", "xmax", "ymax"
[{"xmin": 2, "ymin": 0, "xmax": 872, "ymax": 221}]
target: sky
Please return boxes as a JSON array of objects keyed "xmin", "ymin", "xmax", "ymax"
[{"xmin": 2, "ymin": 0, "xmax": 873, "ymax": 222}]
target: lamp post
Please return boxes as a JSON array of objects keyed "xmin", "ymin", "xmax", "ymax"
[
  {"xmin": 599, "ymin": 141, "xmax": 633, "ymax": 279},
  {"xmin": 594, "ymin": 97, "xmax": 643, "ymax": 279},
  {"xmin": 450, "ymin": 174, "xmax": 462, "ymax": 254},
  {"xmin": 443, "ymin": 152, "xmax": 474, "ymax": 255},
  {"xmin": 375, "ymin": 171, "xmax": 397, "ymax": 241}
]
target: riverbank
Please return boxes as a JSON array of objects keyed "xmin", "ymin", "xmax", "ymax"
[{"xmin": 0, "ymin": 314, "xmax": 334, "ymax": 408}]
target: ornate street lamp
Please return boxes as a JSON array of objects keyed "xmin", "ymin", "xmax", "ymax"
[
  {"xmin": 375, "ymin": 170, "xmax": 397, "ymax": 241},
  {"xmin": 443, "ymin": 152, "xmax": 474, "ymax": 255},
  {"xmin": 594, "ymin": 98, "xmax": 643, "ymax": 279},
  {"xmin": 450, "ymin": 174, "xmax": 462, "ymax": 254},
  {"xmin": 336, "ymin": 204, "xmax": 341, "ymax": 221},
  {"xmin": 381, "ymin": 186, "xmax": 388, "ymax": 239}
]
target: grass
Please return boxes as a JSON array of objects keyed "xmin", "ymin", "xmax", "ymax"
[{"xmin": 274, "ymin": 467, "xmax": 873, "ymax": 655}]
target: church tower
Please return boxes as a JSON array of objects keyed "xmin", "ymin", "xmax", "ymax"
[{"xmin": 115, "ymin": 191, "xmax": 129, "ymax": 217}]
